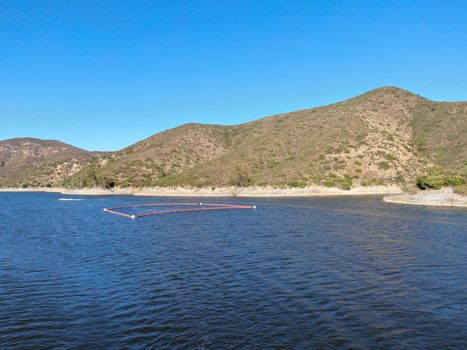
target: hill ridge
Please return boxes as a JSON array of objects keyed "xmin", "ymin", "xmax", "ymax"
[{"xmin": 1, "ymin": 87, "xmax": 466, "ymax": 191}]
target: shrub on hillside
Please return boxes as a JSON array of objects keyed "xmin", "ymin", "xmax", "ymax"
[
  {"xmin": 377, "ymin": 161, "xmax": 390, "ymax": 170},
  {"xmin": 416, "ymin": 173, "xmax": 465, "ymax": 190},
  {"xmin": 101, "ymin": 178, "xmax": 116, "ymax": 189},
  {"xmin": 444, "ymin": 174, "xmax": 465, "ymax": 186},
  {"xmin": 287, "ymin": 180, "xmax": 306, "ymax": 188},
  {"xmin": 322, "ymin": 176, "xmax": 353, "ymax": 190},
  {"xmin": 416, "ymin": 175, "xmax": 444, "ymax": 190},
  {"xmin": 361, "ymin": 179, "xmax": 385, "ymax": 186},
  {"xmin": 337, "ymin": 176, "xmax": 353, "ymax": 190},
  {"xmin": 323, "ymin": 180, "xmax": 335, "ymax": 188},
  {"xmin": 230, "ymin": 171, "xmax": 251, "ymax": 187}
]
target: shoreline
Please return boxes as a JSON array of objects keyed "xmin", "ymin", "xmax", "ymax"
[
  {"xmin": 0, "ymin": 185, "xmax": 403, "ymax": 197},
  {"xmin": 2, "ymin": 186, "xmax": 466, "ymax": 208},
  {"xmin": 383, "ymin": 188, "xmax": 467, "ymax": 208}
]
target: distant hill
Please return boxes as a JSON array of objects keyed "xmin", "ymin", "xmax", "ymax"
[
  {"xmin": 1, "ymin": 87, "xmax": 466, "ymax": 190},
  {"xmin": 0, "ymin": 138, "xmax": 93, "ymax": 187}
]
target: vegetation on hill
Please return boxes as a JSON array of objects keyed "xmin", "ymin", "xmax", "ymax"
[
  {"xmin": 0, "ymin": 138, "xmax": 93, "ymax": 187},
  {"xmin": 411, "ymin": 100, "xmax": 467, "ymax": 193},
  {"xmin": 1, "ymin": 87, "xmax": 466, "ymax": 191}
]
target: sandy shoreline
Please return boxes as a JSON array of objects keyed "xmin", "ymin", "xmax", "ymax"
[
  {"xmin": 383, "ymin": 188, "xmax": 467, "ymax": 208},
  {"xmin": 0, "ymin": 185, "xmax": 403, "ymax": 197}
]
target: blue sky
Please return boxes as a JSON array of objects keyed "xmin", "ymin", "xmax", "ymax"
[{"xmin": 1, "ymin": 0, "xmax": 466, "ymax": 151}]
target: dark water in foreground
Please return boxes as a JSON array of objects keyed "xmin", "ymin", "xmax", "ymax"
[{"xmin": 0, "ymin": 193, "xmax": 466, "ymax": 349}]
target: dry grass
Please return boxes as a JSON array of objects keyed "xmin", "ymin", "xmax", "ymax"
[
  {"xmin": 2, "ymin": 87, "xmax": 466, "ymax": 189},
  {"xmin": 0, "ymin": 138, "xmax": 93, "ymax": 187}
]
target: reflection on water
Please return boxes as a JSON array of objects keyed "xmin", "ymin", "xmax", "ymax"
[{"xmin": 0, "ymin": 193, "xmax": 466, "ymax": 349}]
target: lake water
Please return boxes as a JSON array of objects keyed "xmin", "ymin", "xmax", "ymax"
[{"xmin": 0, "ymin": 192, "xmax": 466, "ymax": 349}]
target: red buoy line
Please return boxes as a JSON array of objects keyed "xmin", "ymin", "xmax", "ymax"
[{"xmin": 103, "ymin": 202, "xmax": 256, "ymax": 219}]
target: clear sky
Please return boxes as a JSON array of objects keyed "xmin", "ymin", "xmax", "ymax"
[{"xmin": 1, "ymin": 0, "xmax": 466, "ymax": 151}]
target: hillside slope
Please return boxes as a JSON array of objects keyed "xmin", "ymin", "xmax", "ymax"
[
  {"xmin": 2, "ymin": 87, "xmax": 466, "ymax": 189},
  {"xmin": 0, "ymin": 138, "xmax": 93, "ymax": 187},
  {"xmin": 64, "ymin": 87, "xmax": 466, "ymax": 189}
]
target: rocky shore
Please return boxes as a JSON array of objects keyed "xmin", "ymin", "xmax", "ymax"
[{"xmin": 383, "ymin": 187, "xmax": 467, "ymax": 208}]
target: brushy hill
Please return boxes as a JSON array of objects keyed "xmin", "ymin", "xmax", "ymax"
[
  {"xmin": 411, "ymin": 100, "xmax": 467, "ymax": 174},
  {"xmin": 2, "ymin": 87, "xmax": 466, "ymax": 190},
  {"xmin": 411, "ymin": 100, "xmax": 467, "ymax": 193},
  {"xmin": 63, "ymin": 124, "xmax": 231, "ymax": 188},
  {"xmin": 0, "ymin": 138, "xmax": 93, "ymax": 187},
  {"xmin": 63, "ymin": 87, "xmax": 466, "ymax": 190}
]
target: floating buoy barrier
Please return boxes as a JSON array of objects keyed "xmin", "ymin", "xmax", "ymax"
[{"xmin": 103, "ymin": 202, "xmax": 256, "ymax": 219}]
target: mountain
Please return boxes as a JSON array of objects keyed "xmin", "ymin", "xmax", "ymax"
[
  {"xmin": 0, "ymin": 138, "xmax": 93, "ymax": 187},
  {"xmin": 1, "ymin": 87, "xmax": 466, "ymax": 190}
]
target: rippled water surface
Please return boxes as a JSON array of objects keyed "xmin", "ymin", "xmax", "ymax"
[{"xmin": 1, "ymin": 192, "xmax": 466, "ymax": 349}]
